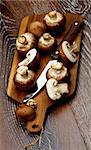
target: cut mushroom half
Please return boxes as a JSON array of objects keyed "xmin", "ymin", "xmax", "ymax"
[
  {"xmin": 46, "ymin": 78, "xmax": 69, "ymax": 100},
  {"xmin": 18, "ymin": 48, "xmax": 40, "ymax": 71},
  {"xmin": 60, "ymin": 41, "xmax": 78, "ymax": 64}
]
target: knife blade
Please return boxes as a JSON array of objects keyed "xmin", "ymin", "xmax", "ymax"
[{"xmin": 23, "ymin": 60, "xmax": 57, "ymax": 103}]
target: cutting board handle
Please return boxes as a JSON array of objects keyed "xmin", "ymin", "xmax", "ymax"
[
  {"xmin": 27, "ymin": 89, "xmax": 51, "ymax": 133},
  {"xmin": 27, "ymin": 105, "xmax": 47, "ymax": 133}
]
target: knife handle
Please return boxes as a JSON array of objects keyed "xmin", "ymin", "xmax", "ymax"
[
  {"xmin": 51, "ymin": 20, "xmax": 83, "ymax": 60},
  {"xmin": 63, "ymin": 20, "xmax": 83, "ymax": 44}
]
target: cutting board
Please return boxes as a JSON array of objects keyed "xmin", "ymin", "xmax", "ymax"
[{"xmin": 7, "ymin": 13, "xmax": 83, "ymax": 133}]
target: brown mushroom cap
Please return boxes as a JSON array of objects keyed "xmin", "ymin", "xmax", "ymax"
[
  {"xmin": 15, "ymin": 104, "xmax": 36, "ymax": 121},
  {"xmin": 28, "ymin": 21, "xmax": 47, "ymax": 37},
  {"xmin": 38, "ymin": 33, "xmax": 56, "ymax": 53},
  {"xmin": 14, "ymin": 66, "xmax": 36, "ymax": 90},
  {"xmin": 16, "ymin": 32, "xmax": 36, "ymax": 55},
  {"xmin": 44, "ymin": 10, "xmax": 66, "ymax": 32}
]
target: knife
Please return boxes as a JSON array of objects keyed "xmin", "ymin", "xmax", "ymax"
[
  {"xmin": 23, "ymin": 20, "xmax": 83, "ymax": 103},
  {"xmin": 51, "ymin": 20, "xmax": 83, "ymax": 59},
  {"xmin": 23, "ymin": 60, "xmax": 58, "ymax": 103}
]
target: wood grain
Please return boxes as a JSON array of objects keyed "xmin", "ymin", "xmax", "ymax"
[{"xmin": 1, "ymin": 0, "xmax": 91, "ymax": 150}]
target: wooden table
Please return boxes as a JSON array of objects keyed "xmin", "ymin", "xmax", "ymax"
[{"xmin": 0, "ymin": 1, "xmax": 91, "ymax": 150}]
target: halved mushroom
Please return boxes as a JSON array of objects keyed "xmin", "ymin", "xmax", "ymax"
[
  {"xmin": 46, "ymin": 78, "xmax": 69, "ymax": 100},
  {"xmin": 18, "ymin": 48, "xmax": 40, "ymax": 71},
  {"xmin": 14, "ymin": 66, "xmax": 35, "ymax": 90},
  {"xmin": 59, "ymin": 41, "xmax": 77, "ymax": 66},
  {"xmin": 38, "ymin": 33, "xmax": 56, "ymax": 53},
  {"xmin": 16, "ymin": 32, "xmax": 36, "ymax": 55},
  {"xmin": 44, "ymin": 10, "xmax": 66, "ymax": 34}
]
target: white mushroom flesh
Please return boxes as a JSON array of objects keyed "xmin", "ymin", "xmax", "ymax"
[
  {"xmin": 48, "ymin": 66, "xmax": 67, "ymax": 80},
  {"xmin": 44, "ymin": 10, "xmax": 63, "ymax": 25},
  {"xmin": 16, "ymin": 33, "xmax": 35, "ymax": 51},
  {"xmin": 16, "ymin": 66, "xmax": 34, "ymax": 84},
  {"xmin": 62, "ymin": 41, "xmax": 77, "ymax": 63},
  {"xmin": 46, "ymin": 78, "xmax": 69, "ymax": 100},
  {"xmin": 27, "ymin": 99, "xmax": 37, "ymax": 109},
  {"xmin": 17, "ymin": 66, "xmax": 28, "ymax": 75},
  {"xmin": 39, "ymin": 33, "xmax": 55, "ymax": 46},
  {"xmin": 18, "ymin": 48, "xmax": 37, "ymax": 67},
  {"xmin": 48, "ymin": 62, "xmax": 67, "ymax": 81},
  {"xmin": 51, "ymin": 61, "xmax": 63, "ymax": 70}
]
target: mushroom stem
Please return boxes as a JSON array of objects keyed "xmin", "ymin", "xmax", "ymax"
[
  {"xmin": 43, "ymin": 33, "xmax": 51, "ymax": 40},
  {"xmin": 71, "ymin": 42, "xmax": 78, "ymax": 53},
  {"xmin": 18, "ymin": 36, "xmax": 27, "ymax": 45},
  {"xmin": 48, "ymin": 10, "xmax": 57, "ymax": 18}
]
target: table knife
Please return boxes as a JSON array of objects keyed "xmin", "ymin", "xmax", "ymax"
[{"xmin": 23, "ymin": 60, "xmax": 57, "ymax": 103}]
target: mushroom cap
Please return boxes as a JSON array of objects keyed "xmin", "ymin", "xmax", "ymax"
[
  {"xmin": 62, "ymin": 41, "xmax": 77, "ymax": 63},
  {"xmin": 15, "ymin": 104, "xmax": 36, "ymax": 121},
  {"xmin": 38, "ymin": 33, "xmax": 56, "ymax": 53},
  {"xmin": 46, "ymin": 78, "xmax": 69, "ymax": 100},
  {"xmin": 28, "ymin": 21, "xmax": 46, "ymax": 37},
  {"xmin": 14, "ymin": 66, "xmax": 35, "ymax": 90},
  {"xmin": 16, "ymin": 32, "xmax": 35, "ymax": 55},
  {"xmin": 44, "ymin": 10, "xmax": 66, "ymax": 30}
]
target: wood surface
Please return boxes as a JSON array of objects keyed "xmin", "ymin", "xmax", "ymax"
[
  {"xmin": 1, "ymin": 0, "xmax": 91, "ymax": 150},
  {"xmin": 7, "ymin": 13, "xmax": 83, "ymax": 133}
]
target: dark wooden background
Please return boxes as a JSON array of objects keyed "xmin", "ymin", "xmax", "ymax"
[{"xmin": 0, "ymin": 0, "xmax": 91, "ymax": 150}]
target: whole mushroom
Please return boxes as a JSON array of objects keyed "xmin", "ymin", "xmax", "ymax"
[
  {"xmin": 15, "ymin": 104, "xmax": 36, "ymax": 121},
  {"xmin": 16, "ymin": 32, "xmax": 36, "ymax": 55},
  {"xmin": 44, "ymin": 10, "xmax": 66, "ymax": 34},
  {"xmin": 38, "ymin": 33, "xmax": 56, "ymax": 53},
  {"xmin": 46, "ymin": 78, "xmax": 69, "ymax": 100},
  {"xmin": 14, "ymin": 66, "xmax": 36, "ymax": 90},
  {"xmin": 28, "ymin": 21, "xmax": 47, "ymax": 37},
  {"xmin": 47, "ymin": 61, "xmax": 69, "ymax": 82}
]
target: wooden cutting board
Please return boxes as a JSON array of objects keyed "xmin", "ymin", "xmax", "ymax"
[{"xmin": 7, "ymin": 13, "xmax": 83, "ymax": 133}]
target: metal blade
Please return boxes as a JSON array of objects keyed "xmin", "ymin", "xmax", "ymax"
[{"xmin": 23, "ymin": 60, "xmax": 57, "ymax": 103}]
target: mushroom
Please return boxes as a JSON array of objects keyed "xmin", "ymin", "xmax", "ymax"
[
  {"xmin": 38, "ymin": 33, "xmax": 56, "ymax": 53},
  {"xmin": 14, "ymin": 66, "xmax": 35, "ymax": 90},
  {"xmin": 59, "ymin": 41, "xmax": 77, "ymax": 66},
  {"xmin": 15, "ymin": 104, "xmax": 36, "ymax": 121},
  {"xmin": 16, "ymin": 32, "xmax": 36, "ymax": 55},
  {"xmin": 47, "ymin": 61, "xmax": 69, "ymax": 82},
  {"xmin": 46, "ymin": 78, "xmax": 69, "ymax": 100},
  {"xmin": 26, "ymin": 99, "xmax": 37, "ymax": 109},
  {"xmin": 44, "ymin": 10, "xmax": 66, "ymax": 34},
  {"xmin": 28, "ymin": 21, "xmax": 47, "ymax": 37},
  {"xmin": 18, "ymin": 48, "xmax": 40, "ymax": 71}
]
